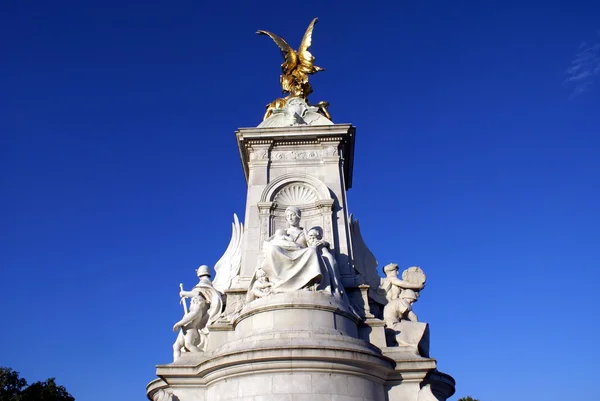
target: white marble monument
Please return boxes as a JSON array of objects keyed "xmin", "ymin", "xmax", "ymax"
[{"xmin": 147, "ymin": 19, "xmax": 454, "ymax": 401}]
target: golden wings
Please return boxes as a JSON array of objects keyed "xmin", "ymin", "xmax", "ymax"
[{"xmin": 257, "ymin": 17, "xmax": 325, "ymax": 99}]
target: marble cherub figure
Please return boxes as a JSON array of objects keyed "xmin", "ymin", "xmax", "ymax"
[
  {"xmin": 381, "ymin": 264, "xmax": 425, "ymax": 327},
  {"xmin": 383, "ymin": 288, "xmax": 419, "ymax": 327},
  {"xmin": 269, "ymin": 228, "xmax": 301, "ymax": 249},
  {"xmin": 381, "ymin": 264, "xmax": 424, "ymax": 302},
  {"xmin": 250, "ymin": 268, "xmax": 273, "ymax": 299},
  {"xmin": 306, "ymin": 227, "xmax": 344, "ymax": 298}
]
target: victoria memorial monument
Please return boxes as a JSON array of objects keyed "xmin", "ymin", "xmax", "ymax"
[{"xmin": 147, "ymin": 18, "xmax": 455, "ymax": 401}]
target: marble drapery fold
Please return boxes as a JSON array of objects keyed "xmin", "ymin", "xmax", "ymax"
[
  {"xmin": 260, "ymin": 235, "xmax": 323, "ymax": 293},
  {"xmin": 247, "ymin": 206, "xmax": 344, "ymax": 302}
]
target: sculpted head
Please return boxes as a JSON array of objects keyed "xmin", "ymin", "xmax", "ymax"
[
  {"xmin": 196, "ymin": 265, "xmax": 211, "ymax": 279},
  {"xmin": 256, "ymin": 268, "xmax": 267, "ymax": 279},
  {"xmin": 400, "ymin": 289, "xmax": 418, "ymax": 305},
  {"xmin": 285, "ymin": 206, "xmax": 301, "ymax": 227},
  {"xmin": 284, "ymin": 97, "xmax": 309, "ymax": 119},
  {"xmin": 306, "ymin": 227, "xmax": 322, "ymax": 246},
  {"xmin": 383, "ymin": 263, "xmax": 399, "ymax": 277}
]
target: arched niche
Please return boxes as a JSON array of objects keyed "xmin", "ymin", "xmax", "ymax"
[{"xmin": 257, "ymin": 173, "xmax": 335, "ymax": 249}]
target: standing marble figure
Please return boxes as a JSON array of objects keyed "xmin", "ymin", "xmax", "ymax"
[
  {"xmin": 172, "ymin": 293, "xmax": 209, "ymax": 360},
  {"xmin": 171, "ymin": 265, "xmax": 223, "ymax": 361}
]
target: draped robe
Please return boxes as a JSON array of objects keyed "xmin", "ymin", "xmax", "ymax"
[{"xmin": 260, "ymin": 229, "xmax": 326, "ymax": 292}]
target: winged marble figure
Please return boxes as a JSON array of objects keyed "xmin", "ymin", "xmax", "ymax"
[
  {"xmin": 257, "ymin": 18, "xmax": 330, "ymax": 120},
  {"xmin": 211, "ymin": 214, "xmax": 244, "ymax": 294}
]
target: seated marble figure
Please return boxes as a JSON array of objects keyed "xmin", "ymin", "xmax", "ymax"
[{"xmin": 248, "ymin": 206, "xmax": 343, "ymax": 300}]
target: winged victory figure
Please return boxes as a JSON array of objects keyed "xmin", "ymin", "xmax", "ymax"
[
  {"xmin": 257, "ymin": 17, "xmax": 331, "ymax": 120},
  {"xmin": 211, "ymin": 214, "xmax": 244, "ymax": 293}
]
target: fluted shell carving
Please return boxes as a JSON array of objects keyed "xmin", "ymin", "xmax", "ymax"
[{"xmin": 274, "ymin": 184, "xmax": 318, "ymax": 205}]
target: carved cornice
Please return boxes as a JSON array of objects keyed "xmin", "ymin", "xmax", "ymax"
[{"xmin": 236, "ymin": 124, "xmax": 355, "ymax": 189}]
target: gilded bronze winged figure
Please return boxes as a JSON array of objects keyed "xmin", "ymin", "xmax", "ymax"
[{"xmin": 257, "ymin": 18, "xmax": 331, "ymax": 121}]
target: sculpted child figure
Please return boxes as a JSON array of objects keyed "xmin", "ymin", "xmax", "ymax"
[
  {"xmin": 381, "ymin": 263, "xmax": 424, "ymax": 301},
  {"xmin": 383, "ymin": 289, "xmax": 419, "ymax": 327},
  {"xmin": 381, "ymin": 263, "xmax": 425, "ymax": 327},
  {"xmin": 269, "ymin": 228, "xmax": 301, "ymax": 250},
  {"xmin": 384, "ymin": 288, "xmax": 429, "ymax": 356},
  {"xmin": 306, "ymin": 227, "xmax": 343, "ymax": 297},
  {"xmin": 251, "ymin": 268, "xmax": 272, "ymax": 299}
]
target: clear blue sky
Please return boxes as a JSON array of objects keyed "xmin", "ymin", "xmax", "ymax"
[{"xmin": 1, "ymin": 1, "xmax": 599, "ymax": 400}]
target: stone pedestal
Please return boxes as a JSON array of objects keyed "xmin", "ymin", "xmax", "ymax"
[
  {"xmin": 151, "ymin": 292, "xmax": 391, "ymax": 401},
  {"xmin": 148, "ymin": 292, "xmax": 452, "ymax": 401},
  {"xmin": 147, "ymin": 121, "xmax": 455, "ymax": 401},
  {"xmin": 235, "ymin": 124, "xmax": 356, "ymax": 285}
]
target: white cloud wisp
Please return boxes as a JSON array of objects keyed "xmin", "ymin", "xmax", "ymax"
[{"xmin": 565, "ymin": 33, "xmax": 600, "ymax": 97}]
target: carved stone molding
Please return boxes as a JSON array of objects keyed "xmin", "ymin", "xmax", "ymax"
[
  {"xmin": 257, "ymin": 201, "xmax": 275, "ymax": 246},
  {"xmin": 323, "ymin": 145, "xmax": 339, "ymax": 157},
  {"xmin": 236, "ymin": 124, "xmax": 355, "ymax": 189},
  {"xmin": 249, "ymin": 148, "xmax": 269, "ymax": 161},
  {"xmin": 271, "ymin": 150, "xmax": 322, "ymax": 161}
]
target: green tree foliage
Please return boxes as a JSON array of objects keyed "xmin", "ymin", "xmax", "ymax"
[
  {"xmin": 457, "ymin": 397, "xmax": 480, "ymax": 401},
  {"xmin": 0, "ymin": 367, "xmax": 74, "ymax": 401},
  {"xmin": 0, "ymin": 368, "xmax": 27, "ymax": 401}
]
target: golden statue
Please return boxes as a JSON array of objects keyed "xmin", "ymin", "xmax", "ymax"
[{"xmin": 257, "ymin": 18, "xmax": 331, "ymax": 121}]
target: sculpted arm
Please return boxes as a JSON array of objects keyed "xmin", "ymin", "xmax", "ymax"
[
  {"xmin": 317, "ymin": 240, "xmax": 330, "ymax": 249},
  {"xmin": 180, "ymin": 289, "xmax": 201, "ymax": 298},
  {"xmin": 173, "ymin": 308, "xmax": 202, "ymax": 331},
  {"xmin": 389, "ymin": 277, "xmax": 424, "ymax": 290},
  {"xmin": 251, "ymin": 275, "xmax": 272, "ymax": 298},
  {"xmin": 308, "ymin": 238, "xmax": 329, "ymax": 249},
  {"xmin": 407, "ymin": 310, "xmax": 418, "ymax": 322},
  {"xmin": 252, "ymin": 285, "xmax": 270, "ymax": 298}
]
